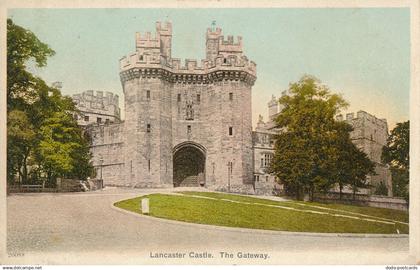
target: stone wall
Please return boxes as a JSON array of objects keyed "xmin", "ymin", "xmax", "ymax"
[
  {"xmin": 340, "ymin": 111, "xmax": 393, "ymax": 196},
  {"xmin": 87, "ymin": 122, "xmax": 125, "ymax": 186},
  {"xmin": 313, "ymin": 192, "xmax": 407, "ymax": 211},
  {"xmin": 56, "ymin": 178, "xmax": 104, "ymax": 192},
  {"xmin": 73, "ymin": 90, "xmax": 121, "ymax": 126}
]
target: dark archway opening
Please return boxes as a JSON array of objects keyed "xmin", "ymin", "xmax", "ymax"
[{"xmin": 173, "ymin": 145, "xmax": 205, "ymax": 187}]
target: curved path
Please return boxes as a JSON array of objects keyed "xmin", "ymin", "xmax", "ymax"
[{"xmin": 6, "ymin": 187, "xmax": 411, "ymax": 264}]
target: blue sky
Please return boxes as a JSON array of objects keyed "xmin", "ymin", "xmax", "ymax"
[{"xmin": 8, "ymin": 8, "xmax": 410, "ymax": 129}]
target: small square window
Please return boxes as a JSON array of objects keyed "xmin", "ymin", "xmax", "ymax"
[
  {"xmin": 84, "ymin": 115, "xmax": 89, "ymax": 122},
  {"xmin": 177, "ymin": 94, "xmax": 181, "ymax": 102},
  {"xmin": 97, "ymin": 117, "xmax": 102, "ymax": 124},
  {"xmin": 105, "ymin": 119, "xmax": 110, "ymax": 124},
  {"xmin": 229, "ymin": 93, "xmax": 233, "ymax": 101},
  {"xmin": 147, "ymin": 124, "xmax": 151, "ymax": 133},
  {"xmin": 229, "ymin": 126, "xmax": 233, "ymax": 136}
]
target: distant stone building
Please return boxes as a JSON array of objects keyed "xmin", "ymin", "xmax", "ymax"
[
  {"xmin": 252, "ymin": 95, "xmax": 284, "ymax": 195},
  {"xmin": 79, "ymin": 22, "xmax": 257, "ymax": 192},
  {"xmin": 254, "ymin": 93, "xmax": 393, "ymax": 196},
  {"xmin": 337, "ymin": 111, "xmax": 393, "ymax": 196},
  {"xmin": 72, "ymin": 90, "xmax": 121, "ymax": 127}
]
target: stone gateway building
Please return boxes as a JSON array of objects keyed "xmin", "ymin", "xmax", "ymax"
[
  {"xmin": 77, "ymin": 21, "xmax": 392, "ymax": 196},
  {"xmin": 84, "ymin": 22, "xmax": 257, "ymax": 193}
]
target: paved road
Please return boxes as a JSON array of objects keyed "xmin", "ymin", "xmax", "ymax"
[{"xmin": 6, "ymin": 187, "xmax": 412, "ymax": 264}]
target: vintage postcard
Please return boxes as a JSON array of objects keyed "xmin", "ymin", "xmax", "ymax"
[{"xmin": 0, "ymin": 0, "xmax": 419, "ymax": 267}]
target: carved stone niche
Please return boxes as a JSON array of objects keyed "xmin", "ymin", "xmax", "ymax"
[{"xmin": 185, "ymin": 101, "xmax": 194, "ymax": 120}]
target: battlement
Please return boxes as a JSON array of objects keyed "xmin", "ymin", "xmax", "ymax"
[
  {"xmin": 120, "ymin": 51, "xmax": 257, "ymax": 76},
  {"xmin": 218, "ymin": 35, "xmax": 243, "ymax": 53},
  {"xmin": 336, "ymin": 110, "xmax": 388, "ymax": 130},
  {"xmin": 135, "ymin": 21, "xmax": 172, "ymax": 49},
  {"xmin": 121, "ymin": 22, "xmax": 256, "ymax": 84},
  {"xmin": 156, "ymin": 21, "xmax": 172, "ymax": 35},
  {"xmin": 73, "ymin": 90, "xmax": 119, "ymax": 107},
  {"xmin": 135, "ymin": 31, "xmax": 160, "ymax": 49},
  {"xmin": 120, "ymin": 52, "xmax": 162, "ymax": 69},
  {"xmin": 206, "ymin": 27, "xmax": 222, "ymax": 38}
]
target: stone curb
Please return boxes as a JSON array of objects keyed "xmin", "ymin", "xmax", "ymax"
[{"xmin": 110, "ymin": 198, "xmax": 408, "ymax": 239}]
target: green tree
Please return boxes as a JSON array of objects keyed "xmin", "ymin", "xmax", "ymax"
[
  {"xmin": 7, "ymin": 110, "xmax": 36, "ymax": 184},
  {"xmin": 382, "ymin": 121, "xmax": 409, "ymax": 170},
  {"xmin": 35, "ymin": 111, "xmax": 93, "ymax": 184},
  {"xmin": 271, "ymin": 75, "xmax": 374, "ymax": 200},
  {"xmin": 346, "ymin": 144, "xmax": 375, "ymax": 199},
  {"xmin": 7, "ymin": 19, "xmax": 94, "ymax": 187},
  {"xmin": 7, "ymin": 18, "xmax": 55, "ymax": 111},
  {"xmin": 382, "ymin": 121, "xmax": 409, "ymax": 201},
  {"xmin": 374, "ymin": 181, "xmax": 389, "ymax": 196},
  {"xmin": 330, "ymin": 121, "xmax": 375, "ymax": 199}
]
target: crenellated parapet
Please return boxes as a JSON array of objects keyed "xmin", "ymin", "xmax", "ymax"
[
  {"xmin": 218, "ymin": 35, "xmax": 243, "ymax": 54},
  {"xmin": 119, "ymin": 55, "xmax": 256, "ymax": 85},
  {"xmin": 156, "ymin": 21, "xmax": 172, "ymax": 36},
  {"xmin": 336, "ymin": 110, "xmax": 388, "ymax": 131},
  {"xmin": 73, "ymin": 90, "xmax": 119, "ymax": 108},
  {"xmin": 120, "ymin": 53, "xmax": 256, "ymax": 86},
  {"xmin": 120, "ymin": 22, "xmax": 256, "ymax": 86},
  {"xmin": 135, "ymin": 31, "xmax": 160, "ymax": 49}
]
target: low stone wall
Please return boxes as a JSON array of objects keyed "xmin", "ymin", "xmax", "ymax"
[
  {"xmin": 313, "ymin": 192, "xmax": 408, "ymax": 211},
  {"xmin": 87, "ymin": 179, "xmax": 103, "ymax": 190},
  {"xmin": 254, "ymin": 182, "xmax": 283, "ymax": 196},
  {"xmin": 56, "ymin": 178, "xmax": 103, "ymax": 192},
  {"xmin": 212, "ymin": 184, "xmax": 255, "ymax": 195},
  {"xmin": 56, "ymin": 178, "xmax": 85, "ymax": 192}
]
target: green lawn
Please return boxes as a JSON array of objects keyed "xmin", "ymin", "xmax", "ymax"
[{"xmin": 114, "ymin": 191, "xmax": 408, "ymax": 234}]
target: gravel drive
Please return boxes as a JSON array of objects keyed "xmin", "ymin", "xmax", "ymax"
[{"xmin": 6, "ymin": 187, "xmax": 410, "ymax": 264}]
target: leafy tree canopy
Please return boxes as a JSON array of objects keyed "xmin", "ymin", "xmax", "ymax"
[
  {"xmin": 382, "ymin": 121, "xmax": 409, "ymax": 170},
  {"xmin": 271, "ymin": 75, "xmax": 375, "ymax": 200},
  {"xmin": 7, "ymin": 19, "xmax": 93, "ymax": 185},
  {"xmin": 7, "ymin": 18, "xmax": 55, "ymax": 110},
  {"xmin": 382, "ymin": 121, "xmax": 409, "ymax": 202}
]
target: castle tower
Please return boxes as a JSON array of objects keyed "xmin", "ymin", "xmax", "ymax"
[
  {"xmin": 345, "ymin": 111, "xmax": 393, "ymax": 196},
  {"xmin": 268, "ymin": 95, "xmax": 278, "ymax": 121},
  {"xmin": 120, "ymin": 22, "xmax": 173, "ymax": 188},
  {"xmin": 119, "ymin": 21, "xmax": 256, "ymax": 191},
  {"xmin": 206, "ymin": 27, "xmax": 222, "ymax": 62},
  {"xmin": 156, "ymin": 21, "xmax": 172, "ymax": 60}
]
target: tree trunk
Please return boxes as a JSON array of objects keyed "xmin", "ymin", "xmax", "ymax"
[
  {"xmin": 22, "ymin": 155, "xmax": 28, "ymax": 184},
  {"xmin": 339, "ymin": 183, "xmax": 343, "ymax": 200}
]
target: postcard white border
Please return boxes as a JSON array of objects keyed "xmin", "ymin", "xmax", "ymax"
[{"xmin": 0, "ymin": 0, "xmax": 418, "ymax": 265}]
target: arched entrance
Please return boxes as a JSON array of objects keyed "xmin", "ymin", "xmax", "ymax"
[{"xmin": 173, "ymin": 142, "xmax": 206, "ymax": 187}]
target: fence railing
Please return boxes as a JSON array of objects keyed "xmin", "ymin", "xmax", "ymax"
[{"xmin": 7, "ymin": 178, "xmax": 104, "ymax": 194}]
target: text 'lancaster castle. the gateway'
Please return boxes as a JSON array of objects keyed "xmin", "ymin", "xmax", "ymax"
[{"xmin": 76, "ymin": 22, "xmax": 392, "ymax": 195}]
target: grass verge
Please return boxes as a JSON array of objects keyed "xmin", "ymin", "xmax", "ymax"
[{"xmin": 114, "ymin": 192, "xmax": 408, "ymax": 234}]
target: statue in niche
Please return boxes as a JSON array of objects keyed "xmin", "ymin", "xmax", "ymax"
[
  {"xmin": 185, "ymin": 101, "xmax": 194, "ymax": 120},
  {"xmin": 258, "ymin": 114, "xmax": 264, "ymax": 123}
]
